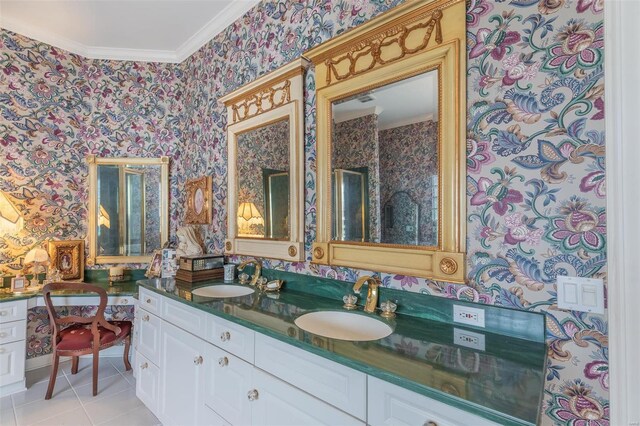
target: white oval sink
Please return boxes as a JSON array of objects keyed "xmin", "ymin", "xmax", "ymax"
[
  {"xmin": 191, "ymin": 285, "xmax": 254, "ymax": 298},
  {"xmin": 295, "ymin": 311, "xmax": 393, "ymax": 341}
]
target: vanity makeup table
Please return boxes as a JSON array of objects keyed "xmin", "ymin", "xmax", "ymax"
[{"xmin": 0, "ymin": 271, "xmax": 140, "ymax": 397}]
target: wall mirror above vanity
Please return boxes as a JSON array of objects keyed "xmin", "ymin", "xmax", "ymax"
[
  {"xmin": 87, "ymin": 155, "xmax": 169, "ymax": 265},
  {"xmin": 221, "ymin": 58, "xmax": 309, "ymax": 261},
  {"xmin": 306, "ymin": 0, "xmax": 466, "ymax": 282}
]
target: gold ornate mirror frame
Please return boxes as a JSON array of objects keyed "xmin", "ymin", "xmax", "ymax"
[
  {"xmin": 221, "ymin": 58, "xmax": 309, "ymax": 261},
  {"xmin": 87, "ymin": 155, "xmax": 169, "ymax": 265},
  {"xmin": 306, "ymin": 0, "xmax": 466, "ymax": 282}
]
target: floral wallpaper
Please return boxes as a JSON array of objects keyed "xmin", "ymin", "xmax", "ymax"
[
  {"xmin": 236, "ymin": 118, "xmax": 289, "ymax": 236},
  {"xmin": 26, "ymin": 305, "xmax": 135, "ymax": 359},
  {"xmin": 180, "ymin": 0, "xmax": 608, "ymax": 424},
  {"xmin": 1, "ymin": 0, "xmax": 608, "ymax": 423},
  {"xmin": 0, "ymin": 29, "xmax": 187, "ymax": 272},
  {"xmin": 333, "ymin": 114, "xmax": 381, "ymax": 241},
  {"xmin": 379, "ymin": 120, "xmax": 439, "ymax": 246}
]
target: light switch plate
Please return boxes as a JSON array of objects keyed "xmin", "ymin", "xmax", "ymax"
[{"xmin": 557, "ymin": 276, "xmax": 605, "ymax": 314}]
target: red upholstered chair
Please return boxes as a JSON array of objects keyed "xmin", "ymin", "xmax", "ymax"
[{"xmin": 42, "ymin": 282, "xmax": 132, "ymax": 399}]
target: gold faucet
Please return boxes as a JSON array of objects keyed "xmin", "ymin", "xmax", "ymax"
[
  {"xmin": 353, "ymin": 275, "xmax": 382, "ymax": 313},
  {"xmin": 237, "ymin": 259, "xmax": 262, "ymax": 287}
]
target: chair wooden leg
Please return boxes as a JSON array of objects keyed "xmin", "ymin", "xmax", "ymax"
[
  {"xmin": 92, "ymin": 351, "xmax": 99, "ymax": 397},
  {"xmin": 45, "ymin": 354, "xmax": 59, "ymax": 400},
  {"xmin": 123, "ymin": 336, "xmax": 132, "ymax": 371},
  {"xmin": 71, "ymin": 356, "xmax": 79, "ymax": 374}
]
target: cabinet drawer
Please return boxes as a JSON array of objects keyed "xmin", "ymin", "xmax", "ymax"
[
  {"xmin": 162, "ymin": 297, "xmax": 207, "ymax": 337},
  {"xmin": 255, "ymin": 334, "xmax": 366, "ymax": 421},
  {"xmin": 0, "ymin": 300, "xmax": 27, "ymax": 324},
  {"xmin": 367, "ymin": 376, "xmax": 498, "ymax": 426},
  {"xmin": 207, "ymin": 315, "xmax": 254, "ymax": 363},
  {"xmin": 0, "ymin": 320, "xmax": 26, "ymax": 345},
  {"xmin": 137, "ymin": 309, "xmax": 162, "ymax": 366},
  {"xmin": 138, "ymin": 288, "xmax": 162, "ymax": 315},
  {"xmin": 135, "ymin": 351, "xmax": 160, "ymax": 416}
]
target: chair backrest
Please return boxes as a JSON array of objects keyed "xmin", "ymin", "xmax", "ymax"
[{"xmin": 42, "ymin": 282, "xmax": 108, "ymax": 343}]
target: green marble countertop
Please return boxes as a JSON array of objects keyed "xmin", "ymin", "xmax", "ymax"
[
  {"xmin": 139, "ymin": 277, "xmax": 546, "ymax": 426},
  {"xmin": 0, "ymin": 269, "xmax": 144, "ymax": 302}
]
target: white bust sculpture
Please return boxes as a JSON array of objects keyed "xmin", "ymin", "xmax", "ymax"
[{"xmin": 176, "ymin": 226, "xmax": 204, "ymax": 258}]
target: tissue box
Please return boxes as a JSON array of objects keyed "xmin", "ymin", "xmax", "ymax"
[{"xmin": 161, "ymin": 249, "xmax": 178, "ymax": 278}]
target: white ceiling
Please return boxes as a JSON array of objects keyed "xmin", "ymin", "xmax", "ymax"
[
  {"xmin": 333, "ymin": 70, "xmax": 439, "ymax": 130},
  {"xmin": 0, "ymin": 0, "xmax": 260, "ymax": 63}
]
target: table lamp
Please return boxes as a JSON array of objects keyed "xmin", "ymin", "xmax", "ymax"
[
  {"xmin": 237, "ymin": 202, "xmax": 264, "ymax": 237},
  {"xmin": 24, "ymin": 247, "xmax": 50, "ymax": 287}
]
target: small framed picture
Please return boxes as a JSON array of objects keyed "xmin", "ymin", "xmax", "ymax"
[
  {"xmin": 11, "ymin": 276, "xmax": 27, "ymax": 292},
  {"xmin": 146, "ymin": 250, "xmax": 163, "ymax": 278},
  {"xmin": 48, "ymin": 240, "xmax": 84, "ymax": 281},
  {"xmin": 185, "ymin": 176, "xmax": 212, "ymax": 224}
]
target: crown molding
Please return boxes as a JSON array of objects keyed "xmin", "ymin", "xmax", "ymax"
[
  {"xmin": 175, "ymin": 0, "xmax": 261, "ymax": 62},
  {"xmin": 0, "ymin": 0, "xmax": 260, "ymax": 64}
]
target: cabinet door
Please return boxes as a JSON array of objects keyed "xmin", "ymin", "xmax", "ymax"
[
  {"xmin": 0, "ymin": 340, "xmax": 26, "ymax": 387},
  {"xmin": 135, "ymin": 351, "xmax": 160, "ymax": 416},
  {"xmin": 160, "ymin": 321, "xmax": 205, "ymax": 426},
  {"xmin": 137, "ymin": 309, "xmax": 161, "ymax": 365},
  {"xmin": 251, "ymin": 368, "xmax": 363, "ymax": 426},
  {"xmin": 203, "ymin": 343, "xmax": 252, "ymax": 426}
]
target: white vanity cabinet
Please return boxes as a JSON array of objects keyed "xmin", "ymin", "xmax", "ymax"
[
  {"xmin": 0, "ymin": 299, "xmax": 27, "ymax": 396},
  {"xmin": 135, "ymin": 289, "xmax": 500, "ymax": 426}
]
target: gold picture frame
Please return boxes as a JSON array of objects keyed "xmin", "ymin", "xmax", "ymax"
[
  {"xmin": 145, "ymin": 250, "xmax": 163, "ymax": 278},
  {"xmin": 48, "ymin": 240, "xmax": 85, "ymax": 281},
  {"xmin": 185, "ymin": 176, "xmax": 212, "ymax": 224}
]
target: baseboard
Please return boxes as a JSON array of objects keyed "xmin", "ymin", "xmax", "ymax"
[
  {"xmin": 25, "ymin": 346, "xmax": 125, "ymax": 371},
  {"xmin": 0, "ymin": 379, "xmax": 26, "ymax": 397}
]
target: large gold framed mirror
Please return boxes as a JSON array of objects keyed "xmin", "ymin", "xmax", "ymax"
[
  {"xmin": 221, "ymin": 58, "xmax": 308, "ymax": 261},
  {"xmin": 87, "ymin": 155, "xmax": 169, "ymax": 265},
  {"xmin": 306, "ymin": 0, "xmax": 466, "ymax": 282}
]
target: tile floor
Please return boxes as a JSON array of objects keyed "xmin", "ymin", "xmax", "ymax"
[{"xmin": 0, "ymin": 357, "xmax": 160, "ymax": 426}]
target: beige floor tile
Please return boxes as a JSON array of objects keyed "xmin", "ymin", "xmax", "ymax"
[
  {"xmin": 107, "ymin": 357, "xmax": 131, "ymax": 375},
  {"xmin": 97, "ymin": 405, "xmax": 160, "ymax": 426},
  {"xmin": 0, "ymin": 399, "xmax": 16, "ymax": 426},
  {"xmin": 62, "ymin": 360, "xmax": 120, "ymax": 389},
  {"xmin": 82, "ymin": 387, "xmax": 142, "ymax": 425},
  {"xmin": 13, "ymin": 388, "xmax": 81, "ymax": 426},
  {"xmin": 25, "ymin": 362, "xmax": 69, "ymax": 387},
  {"xmin": 74, "ymin": 374, "xmax": 133, "ymax": 405},
  {"xmin": 12, "ymin": 376, "xmax": 72, "ymax": 407},
  {"xmin": 30, "ymin": 407, "xmax": 92, "ymax": 426}
]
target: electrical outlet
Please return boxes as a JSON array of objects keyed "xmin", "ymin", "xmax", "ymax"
[
  {"xmin": 453, "ymin": 304, "xmax": 485, "ymax": 328},
  {"xmin": 453, "ymin": 328, "xmax": 485, "ymax": 351}
]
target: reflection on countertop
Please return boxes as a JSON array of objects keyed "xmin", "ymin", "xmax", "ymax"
[{"xmin": 140, "ymin": 276, "xmax": 546, "ymax": 426}]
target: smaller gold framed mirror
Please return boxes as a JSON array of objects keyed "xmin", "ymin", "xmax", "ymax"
[
  {"xmin": 87, "ymin": 155, "xmax": 169, "ymax": 265},
  {"xmin": 221, "ymin": 58, "xmax": 309, "ymax": 261}
]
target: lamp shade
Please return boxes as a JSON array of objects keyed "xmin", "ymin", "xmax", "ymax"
[
  {"xmin": 237, "ymin": 202, "xmax": 264, "ymax": 224},
  {"xmin": 0, "ymin": 191, "xmax": 23, "ymax": 235},
  {"xmin": 24, "ymin": 248, "xmax": 50, "ymax": 265}
]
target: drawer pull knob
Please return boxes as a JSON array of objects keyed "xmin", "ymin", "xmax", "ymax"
[
  {"xmin": 424, "ymin": 422, "xmax": 438, "ymax": 426},
  {"xmin": 0, "ymin": 332, "xmax": 7, "ymax": 338},
  {"xmin": 146, "ymin": 298, "xmax": 152, "ymax": 304},
  {"xmin": 0, "ymin": 348, "xmax": 4, "ymax": 354},
  {"xmin": 0, "ymin": 311, "xmax": 7, "ymax": 316},
  {"xmin": 218, "ymin": 357, "xmax": 228, "ymax": 367},
  {"xmin": 194, "ymin": 355, "xmax": 203, "ymax": 365},
  {"xmin": 247, "ymin": 389, "xmax": 259, "ymax": 401},
  {"xmin": 140, "ymin": 362, "xmax": 148, "ymax": 370},
  {"xmin": 142, "ymin": 315, "xmax": 150, "ymax": 322},
  {"xmin": 220, "ymin": 331, "xmax": 231, "ymax": 342}
]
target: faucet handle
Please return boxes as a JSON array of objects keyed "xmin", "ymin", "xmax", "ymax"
[
  {"xmin": 343, "ymin": 294, "xmax": 358, "ymax": 310},
  {"xmin": 238, "ymin": 272, "xmax": 250, "ymax": 284},
  {"xmin": 380, "ymin": 300, "xmax": 397, "ymax": 319}
]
